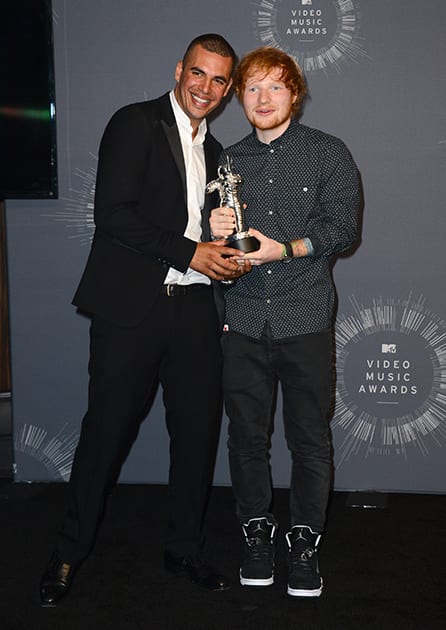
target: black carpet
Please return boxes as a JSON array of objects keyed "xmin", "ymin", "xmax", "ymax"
[{"xmin": 1, "ymin": 481, "xmax": 445, "ymax": 630}]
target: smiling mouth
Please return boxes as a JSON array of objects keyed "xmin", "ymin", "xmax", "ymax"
[{"xmin": 191, "ymin": 93, "xmax": 211, "ymax": 107}]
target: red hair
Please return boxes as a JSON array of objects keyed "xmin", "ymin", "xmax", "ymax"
[{"xmin": 234, "ymin": 47, "xmax": 307, "ymax": 114}]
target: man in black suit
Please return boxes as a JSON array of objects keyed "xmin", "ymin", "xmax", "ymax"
[{"xmin": 40, "ymin": 33, "xmax": 249, "ymax": 607}]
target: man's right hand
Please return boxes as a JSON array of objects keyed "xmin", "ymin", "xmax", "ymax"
[
  {"xmin": 190, "ymin": 241, "xmax": 251, "ymax": 281},
  {"xmin": 210, "ymin": 207, "xmax": 236, "ymax": 239}
]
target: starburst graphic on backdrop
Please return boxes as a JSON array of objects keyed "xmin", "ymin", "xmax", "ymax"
[
  {"xmin": 14, "ymin": 423, "xmax": 79, "ymax": 480},
  {"xmin": 333, "ymin": 294, "xmax": 446, "ymax": 465},
  {"xmin": 42, "ymin": 154, "xmax": 97, "ymax": 245},
  {"xmin": 253, "ymin": 0, "xmax": 368, "ymax": 73}
]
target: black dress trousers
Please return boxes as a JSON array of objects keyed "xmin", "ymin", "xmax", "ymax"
[{"xmin": 57, "ymin": 285, "xmax": 223, "ymax": 565}]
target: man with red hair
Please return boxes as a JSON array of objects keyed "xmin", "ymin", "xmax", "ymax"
[{"xmin": 211, "ymin": 47, "xmax": 361, "ymax": 598}]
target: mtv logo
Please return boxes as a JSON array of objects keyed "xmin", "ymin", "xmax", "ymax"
[
  {"xmin": 302, "ymin": 0, "xmax": 312, "ymax": 4},
  {"xmin": 382, "ymin": 344, "xmax": 397, "ymax": 354}
]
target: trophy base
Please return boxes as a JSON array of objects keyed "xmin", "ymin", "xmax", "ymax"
[
  {"xmin": 226, "ymin": 231, "xmax": 260, "ymax": 253},
  {"xmin": 221, "ymin": 232, "xmax": 260, "ymax": 286}
]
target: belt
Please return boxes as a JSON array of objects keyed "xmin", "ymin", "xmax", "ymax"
[{"xmin": 162, "ymin": 283, "xmax": 210, "ymax": 297}]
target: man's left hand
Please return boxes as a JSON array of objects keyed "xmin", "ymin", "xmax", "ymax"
[{"xmin": 243, "ymin": 228, "xmax": 283, "ymax": 265}]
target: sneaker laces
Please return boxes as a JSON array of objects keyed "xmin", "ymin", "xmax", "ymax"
[
  {"xmin": 289, "ymin": 544, "xmax": 316, "ymax": 571},
  {"xmin": 245, "ymin": 535, "xmax": 273, "ymax": 561},
  {"xmin": 286, "ymin": 527, "xmax": 320, "ymax": 573},
  {"xmin": 243, "ymin": 519, "xmax": 276, "ymax": 561}
]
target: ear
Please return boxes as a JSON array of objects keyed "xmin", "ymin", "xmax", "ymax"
[
  {"xmin": 223, "ymin": 77, "xmax": 233, "ymax": 98},
  {"xmin": 174, "ymin": 60, "xmax": 183, "ymax": 83},
  {"xmin": 292, "ymin": 90, "xmax": 298, "ymax": 104}
]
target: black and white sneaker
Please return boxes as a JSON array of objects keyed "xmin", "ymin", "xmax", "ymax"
[
  {"xmin": 240, "ymin": 517, "xmax": 277, "ymax": 586},
  {"xmin": 286, "ymin": 525, "xmax": 323, "ymax": 597}
]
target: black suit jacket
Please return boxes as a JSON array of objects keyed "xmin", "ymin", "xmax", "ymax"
[{"xmin": 73, "ymin": 93, "xmax": 222, "ymax": 327}]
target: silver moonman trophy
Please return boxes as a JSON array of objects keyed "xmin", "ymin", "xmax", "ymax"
[{"xmin": 206, "ymin": 156, "xmax": 260, "ymax": 253}]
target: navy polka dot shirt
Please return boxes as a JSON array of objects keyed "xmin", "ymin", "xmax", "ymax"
[{"xmin": 221, "ymin": 118, "xmax": 361, "ymax": 339}]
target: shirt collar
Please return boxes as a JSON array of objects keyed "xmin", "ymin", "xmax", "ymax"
[{"xmin": 169, "ymin": 90, "xmax": 207, "ymax": 144}]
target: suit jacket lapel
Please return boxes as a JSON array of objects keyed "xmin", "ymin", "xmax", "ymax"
[
  {"xmin": 159, "ymin": 95, "xmax": 187, "ymax": 204},
  {"xmin": 158, "ymin": 93, "xmax": 220, "ymax": 242}
]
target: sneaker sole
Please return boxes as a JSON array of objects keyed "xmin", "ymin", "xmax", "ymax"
[
  {"xmin": 287, "ymin": 584, "xmax": 323, "ymax": 598},
  {"xmin": 240, "ymin": 574, "xmax": 274, "ymax": 587}
]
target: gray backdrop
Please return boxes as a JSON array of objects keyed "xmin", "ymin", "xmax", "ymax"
[{"xmin": 5, "ymin": 0, "xmax": 446, "ymax": 493}]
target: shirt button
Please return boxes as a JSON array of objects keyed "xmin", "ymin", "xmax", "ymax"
[
  {"xmin": 268, "ymin": 210, "xmax": 273, "ymax": 215},
  {"xmin": 267, "ymin": 269, "xmax": 272, "ymax": 274},
  {"xmin": 303, "ymin": 187, "xmax": 308, "ymax": 192},
  {"xmin": 269, "ymin": 179, "xmax": 273, "ymax": 183},
  {"xmin": 270, "ymin": 149, "xmax": 274, "ymax": 154},
  {"xmin": 266, "ymin": 299, "xmax": 271, "ymax": 304}
]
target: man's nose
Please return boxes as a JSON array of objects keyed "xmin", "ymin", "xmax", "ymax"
[{"xmin": 199, "ymin": 77, "xmax": 212, "ymax": 93}]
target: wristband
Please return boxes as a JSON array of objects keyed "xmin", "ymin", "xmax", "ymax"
[{"xmin": 281, "ymin": 241, "xmax": 294, "ymax": 263}]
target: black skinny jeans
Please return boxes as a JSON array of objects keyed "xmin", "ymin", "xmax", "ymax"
[{"xmin": 222, "ymin": 324, "xmax": 333, "ymax": 533}]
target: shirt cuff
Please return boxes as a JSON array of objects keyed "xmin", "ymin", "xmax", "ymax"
[{"xmin": 303, "ymin": 237, "xmax": 314, "ymax": 256}]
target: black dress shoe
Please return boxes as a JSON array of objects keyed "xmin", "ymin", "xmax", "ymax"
[
  {"xmin": 40, "ymin": 552, "xmax": 76, "ymax": 607},
  {"xmin": 164, "ymin": 551, "xmax": 230, "ymax": 591}
]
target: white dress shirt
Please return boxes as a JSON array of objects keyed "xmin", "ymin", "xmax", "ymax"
[{"xmin": 164, "ymin": 91, "xmax": 210, "ymax": 286}]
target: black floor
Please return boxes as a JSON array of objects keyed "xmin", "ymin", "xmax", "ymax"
[{"xmin": 1, "ymin": 481, "xmax": 445, "ymax": 630}]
